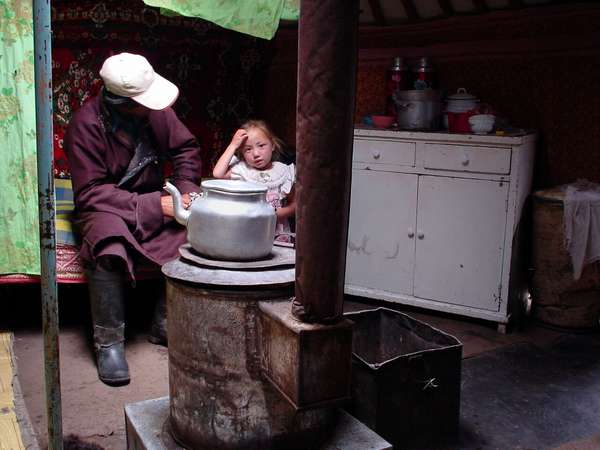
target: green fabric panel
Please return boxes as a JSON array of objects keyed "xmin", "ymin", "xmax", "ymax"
[
  {"xmin": 143, "ymin": 0, "xmax": 299, "ymax": 40},
  {"xmin": 281, "ymin": 0, "xmax": 299, "ymax": 21},
  {"xmin": 0, "ymin": 1, "xmax": 40, "ymax": 275}
]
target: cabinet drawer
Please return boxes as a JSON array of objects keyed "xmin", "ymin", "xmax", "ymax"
[
  {"xmin": 353, "ymin": 139, "xmax": 415, "ymax": 166},
  {"xmin": 422, "ymin": 144, "xmax": 511, "ymax": 174}
]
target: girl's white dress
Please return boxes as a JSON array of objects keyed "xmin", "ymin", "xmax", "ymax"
[{"xmin": 230, "ymin": 159, "xmax": 295, "ymax": 237}]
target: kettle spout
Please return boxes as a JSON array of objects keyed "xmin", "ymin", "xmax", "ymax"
[{"xmin": 163, "ymin": 181, "xmax": 191, "ymax": 226}]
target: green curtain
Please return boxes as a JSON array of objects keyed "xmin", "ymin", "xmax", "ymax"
[
  {"xmin": 0, "ymin": 0, "xmax": 40, "ymax": 275},
  {"xmin": 143, "ymin": 0, "xmax": 299, "ymax": 40}
]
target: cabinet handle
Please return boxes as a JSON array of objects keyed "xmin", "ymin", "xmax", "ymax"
[
  {"xmin": 372, "ymin": 151, "xmax": 381, "ymax": 160},
  {"xmin": 417, "ymin": 230, "xmax": 425, "ymax": 239},
  {"xmin": 461, "ymin": 155, "xmax": 469, "ymax": 166},
  {"xmin": 408, "ymin": 228, "xmax": 415, "ymax": 238}
]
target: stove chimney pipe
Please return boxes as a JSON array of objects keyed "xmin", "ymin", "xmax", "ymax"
[{"xmin": 293, "ymin": 0, "xmax": 359, "ymax": 323}]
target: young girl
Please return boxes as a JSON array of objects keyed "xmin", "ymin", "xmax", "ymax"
[{"xmin": 213, "ymin": 120, "xmax": 296, "ymax": 240}]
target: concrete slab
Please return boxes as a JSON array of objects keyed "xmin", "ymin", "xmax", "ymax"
[{"xmin": 125, "ymin": 396, "xmax": 392, "ymax": 450}]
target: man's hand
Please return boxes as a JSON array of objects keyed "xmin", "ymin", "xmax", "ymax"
[
  {"xmin": 161, "ymin": 196, "xmax": 174, "ymax": 217},
  {"xmin": 161, "ymin": 194, "xmax": 192, "ymax": 217}
]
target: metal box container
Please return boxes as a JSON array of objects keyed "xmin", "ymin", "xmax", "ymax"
[
  {"xmin": 259, "ymin": 301, "xmax": 353, "ymax": 410},
  {"xmin": 344, "ymin": 308, "xmax": 462, "ymax": 448}
]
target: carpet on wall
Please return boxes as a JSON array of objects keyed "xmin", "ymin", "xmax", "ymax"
[{"xmin": 1, "ymin": 0, "xmax": 272, "ymax": 282}]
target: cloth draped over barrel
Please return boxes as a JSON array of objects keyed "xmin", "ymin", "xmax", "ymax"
[
  {"xmin": 563, "ymin": 180, "xmax": 600, "ymax": 280},
  {"xmin": 64, "ymin": 96, "xmax": 202, "ymax": 278},
  {"xmin": 0, "ymin": 2, "xmax": 40, "ymax": 275},
  {"xmin": 141, "ymin": 0, "xmax": 299, "ymax": 40}
]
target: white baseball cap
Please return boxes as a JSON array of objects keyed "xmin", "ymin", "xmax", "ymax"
[{"xmin": 99, "ymin": 52, "xmax": 179, "ymax": 110}]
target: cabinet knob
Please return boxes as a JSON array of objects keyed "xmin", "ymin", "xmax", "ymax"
[
  {"xmin": 417, "ymin": 230, "xmax": 425, "ymax": 239},
  {"xmin": 372, "ymin": 151, "xmax": 381, "ymax": 160},
  {"xmin": 461, "ymin": 156, "xmax": 469, "ymax": 166},
  {"xmin": 408, "ymin": 228, "xmax": 415, "ymax": 238}
]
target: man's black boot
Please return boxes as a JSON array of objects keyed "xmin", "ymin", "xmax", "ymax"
[
  {"xmin": 148, "ymin": 289, "xmax": 167, "ymax": 346},
  {"xmin": 86, "ymin": 264, "xmax": 130, "ymax": 385}
]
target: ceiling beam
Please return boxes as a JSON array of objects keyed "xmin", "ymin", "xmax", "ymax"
[
  {"xmin": 438, "ymin": 0, "xmax": 455, "ymax": 16},
  {"xmin": 368, "ymin": 0, "xmax": 387, "ymax": 26},
  {"xmin": 400, "ymin": 0, "xmax": 419, "ymax": 21}
]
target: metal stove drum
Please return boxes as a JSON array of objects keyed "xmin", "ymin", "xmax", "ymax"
[{"xmin": 162, "ymin": 243, "xmax": 339, "ymax": 450}]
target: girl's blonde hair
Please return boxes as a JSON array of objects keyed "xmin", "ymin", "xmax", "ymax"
[{"xmin": 237, "ymin": 120, "xmax": 285, "ymax": 160}]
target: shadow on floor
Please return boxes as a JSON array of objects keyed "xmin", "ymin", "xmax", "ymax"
[
  {"xmin": 1, "ymin": 281, "xmax": 169, "ymax": 450},
  {"xmin": 454, "ymin": 335, "xmax": 600, "ymax": 450},
  {"xmin": 0, "ymin": 280, "xmax": 162, "ymax": 335}
]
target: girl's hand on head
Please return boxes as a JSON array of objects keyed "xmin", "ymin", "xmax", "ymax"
[{"xmin": 230, "ymin": 129, "xmax": 248, "ymax": 150}]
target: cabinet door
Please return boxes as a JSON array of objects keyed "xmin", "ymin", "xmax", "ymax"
[
  {"xmin": 345, "ymin": 169, "xmax": 417, "ymax": 295},
  {"xmin": 414, "ymin": 176, "xmax": 508, "ymax": 311}
]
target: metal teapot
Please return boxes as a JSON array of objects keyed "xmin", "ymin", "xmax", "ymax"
[{"xmin": 164, "ymin": 179, "xmax": 276, "ymax": 261}]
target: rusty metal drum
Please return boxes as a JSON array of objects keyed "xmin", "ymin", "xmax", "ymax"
[{"xmin": 162, "ymin": 257, "xmax": 336, "ymax": 450}]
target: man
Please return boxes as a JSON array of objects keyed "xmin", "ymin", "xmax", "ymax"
[{"xmin": 64, "ymin": 53, "xmax": 201, "ymax": 385}]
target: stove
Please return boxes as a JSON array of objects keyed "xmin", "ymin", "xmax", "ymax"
[{"xmin": 162, "ymin": 247, "xmax": 335, "ymax": 450}]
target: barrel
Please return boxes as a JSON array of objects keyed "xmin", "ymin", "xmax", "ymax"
[
  {"xmin": 162, "ymin": 258, "xmax": 335, "ymax": 450},
  {"xmin": 530, "ymin": 187, "xmax": 600, "ymax": 329}
]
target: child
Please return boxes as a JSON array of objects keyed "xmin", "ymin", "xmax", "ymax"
[{"xmin": 213, "ymin": 120, "xmax": 296, "ymax": 240}]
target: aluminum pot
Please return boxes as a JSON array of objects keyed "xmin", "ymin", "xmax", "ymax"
[
  {"xmin": 164, "ymin": 179, "xmax": 276, "ymax": 261},
  {"xmin": 393, "ymin": 89, "xmax": 442, "ymax": 130},
  {"xmin": 446, "ymin": 88, "xmax": 479, "ymax": 113}
]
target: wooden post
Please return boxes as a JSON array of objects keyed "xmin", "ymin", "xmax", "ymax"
[{"xmin": 293, "ymin": 0, "xmax": 359, "ymax": 323}]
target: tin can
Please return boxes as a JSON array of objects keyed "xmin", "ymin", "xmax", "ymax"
[
  {"xmin": 385, "ymin": 57, "xmax": 409, "ymax": 116},
  {"xmin": 411, "ymin": 56, "xmax": 438, "ymax": 90}
]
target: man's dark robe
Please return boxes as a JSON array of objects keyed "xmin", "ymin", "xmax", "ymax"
[{"xmin": 64, "ymin": 95, "xmax": 201, "ymax": 277}]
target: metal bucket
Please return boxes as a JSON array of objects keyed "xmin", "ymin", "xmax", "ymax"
[
  {"xmin": 163, "ymin": 258, "xmax": 335, "ymax": 450},
  {"xmin": 393, "ymin": 89, "xmax": 442, "ymax": 130},
  {"xmin": 344, "ymin": 308, "xmax": 462, "ymax": 449}
]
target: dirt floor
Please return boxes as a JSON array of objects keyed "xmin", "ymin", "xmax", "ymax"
[
  {"xmin": 2, "ymin": 282, "xmax": 170, "ymax": 450},
  {"xmin": 2, "ymin": 283, "xmax": 600, "ymax": 449}
]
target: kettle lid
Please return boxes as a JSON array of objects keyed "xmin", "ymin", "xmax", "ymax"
[{"xmin": 201, "ymin": 179, "xmax": 268, "ymax": 194}]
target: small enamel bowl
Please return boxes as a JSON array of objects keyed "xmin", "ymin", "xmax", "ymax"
[{"xmin": 469, "ymin": 114, "xmax": 495, "ymax": 134}]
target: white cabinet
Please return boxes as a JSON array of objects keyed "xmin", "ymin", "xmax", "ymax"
[
  {"xmin": 345, "ymin": 128, "xmax": 536, "ymax": 331},
  {"xmin": 346, "ymin": 170, "xmax": 417, "ymax": 295}
]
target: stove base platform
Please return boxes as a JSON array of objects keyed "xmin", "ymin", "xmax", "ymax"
[{"xmin": 125, "ymin": 396, "xmax": 392, "ymax": 450}]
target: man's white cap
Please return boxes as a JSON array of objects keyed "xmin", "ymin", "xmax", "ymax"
[{"xmin": 99, "ymin": 52, "xmax": 179, "ymax": 110}]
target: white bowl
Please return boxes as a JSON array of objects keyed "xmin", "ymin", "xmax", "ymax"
[
  {"xmin": 469, "ymin": 121, "xmax": 494, "ymax": 134},
  {"xmin": 469, "ymin": 114, "xmax": 495, "ymax": 123},
  {"xmin": 469, "ymin": 115, "xmax": 495, "ymax": 134}
]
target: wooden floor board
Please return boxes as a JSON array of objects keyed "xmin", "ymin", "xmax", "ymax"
[{"xmin": 0, "ymin": 332, "xmax": 25, "ymax": 450}]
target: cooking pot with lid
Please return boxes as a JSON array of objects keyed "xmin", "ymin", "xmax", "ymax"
[
  {"xmin": 393, "ymin": 89, "xmax": 442, "ymax": 130},
  {"xmin": 446, "ymin": 88, "xmax": 479, "ymax": 113}
]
